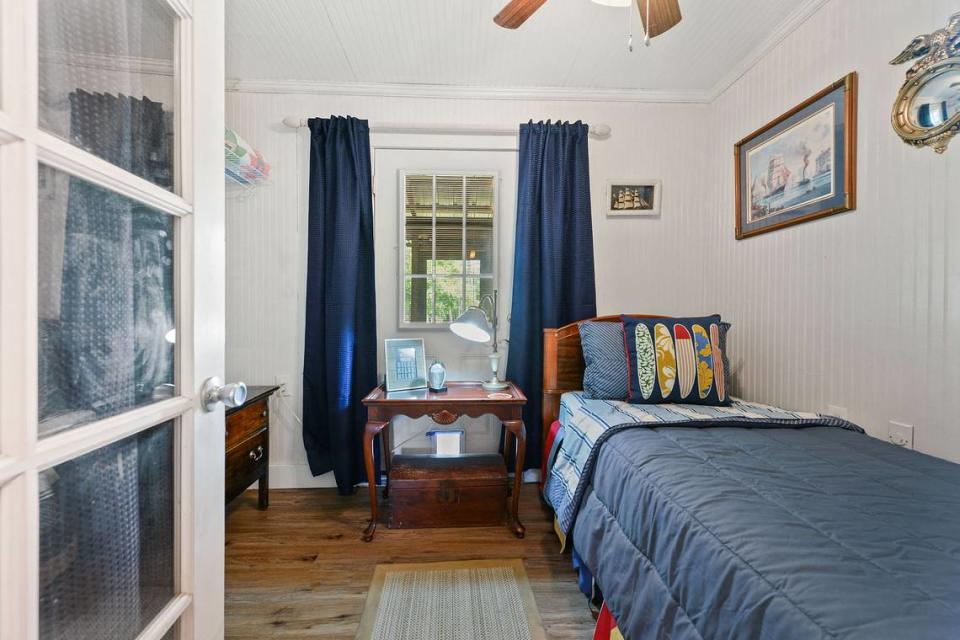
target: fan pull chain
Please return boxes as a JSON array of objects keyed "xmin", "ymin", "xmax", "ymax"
[
  {"xmin": 644, "ymin": 0, "xmax": 651, "ymax": 46},
  {"xmin": 626, "ymin": 2, "xmax": 633, "ymax": 52}
]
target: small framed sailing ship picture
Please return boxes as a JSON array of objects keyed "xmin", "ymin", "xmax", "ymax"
[
  {"xmin": 606, "ymin": 179, "xmax": 661, "ymax": 217},
  {"xmin": 735, "ymin": 72, "xmax": 857, "ymax": 239}
]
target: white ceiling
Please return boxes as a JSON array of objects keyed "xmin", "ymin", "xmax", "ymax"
[{"xmin": 225, "ymin": 0, "xmax": 826, "ymax": 101}]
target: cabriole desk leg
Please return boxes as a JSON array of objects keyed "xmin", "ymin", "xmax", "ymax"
[
  {"xmin": 362, "ymin": 420, "xmax": 388, "ymax": 542},
  {"xmin": 504, "ymin": 418, "xmax": 526, "ymax": 538}
]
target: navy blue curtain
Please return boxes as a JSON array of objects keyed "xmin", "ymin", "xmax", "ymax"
[
  {"xmin": 302, "ymin": 116, "xmax": 378, "ymax": 494},
  {"xmin": 506, "ymin": 120, "xmax": 597, "ymax": 470}
]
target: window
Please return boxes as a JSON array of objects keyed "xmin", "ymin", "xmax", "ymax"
[{"xmin": 401, "ymin": 172, "xmax": 496, "ymax": 326}]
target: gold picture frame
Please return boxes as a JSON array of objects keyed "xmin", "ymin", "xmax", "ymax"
[{"xmin": 734, "ymin": 72, "xmax": 858, "ymax": 240}]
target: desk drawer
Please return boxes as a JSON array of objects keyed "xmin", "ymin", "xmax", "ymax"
[
  {"xmin": 226, "ymin": 398, "xmax": 267, "ymax": 451},
  {"xmin": 225, "ymin": 428, "xmax": 267, "ymax": 503}
]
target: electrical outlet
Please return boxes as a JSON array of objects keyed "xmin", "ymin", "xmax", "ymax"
[
  {"xmin": 888, "ymin": 421, "xmax": 914, "ymax": 449},
  {"xmin": 275, "ymin": 374, "xmax": 292, "ymax": 397},
  {"xmin": 827, "ymin": 405, "xmax": 848, "ymax": 420}
]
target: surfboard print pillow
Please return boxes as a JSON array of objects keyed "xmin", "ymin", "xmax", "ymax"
[{"xmin": 621, "ymin": 314, "xmax": 730, "ymax": 406}]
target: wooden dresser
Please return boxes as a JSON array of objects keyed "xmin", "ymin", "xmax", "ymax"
[{"xmin": 225, "ymin": 385, "xmax": 279, "ymax": 509}]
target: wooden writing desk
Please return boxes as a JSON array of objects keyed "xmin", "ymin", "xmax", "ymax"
[{"xmin": 360, "ymin": 382, "xmax": 527, "ymax": 541}]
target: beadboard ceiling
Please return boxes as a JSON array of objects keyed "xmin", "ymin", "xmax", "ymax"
[{"xmin": 225, "ymin": 0, "xmax": 828, "ymax": 101}]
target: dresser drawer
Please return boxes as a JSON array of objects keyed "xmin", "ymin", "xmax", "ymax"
[
  {"xmin": 225, "ymin": 429, "xmax": 268, "ymax": 504},
  {"xmin": 226, "ymin": 398, "xmax": 268, "ymax": 451}
]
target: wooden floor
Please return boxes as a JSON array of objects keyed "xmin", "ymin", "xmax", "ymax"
[{"xmin": 225, "ymin": 486, "xmax": 596, "ymax": 639}]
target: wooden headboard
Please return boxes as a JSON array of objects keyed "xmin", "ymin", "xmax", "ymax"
[{"xmin": 541, "ymin": 314, "xmax": 664, "ymax": 453}]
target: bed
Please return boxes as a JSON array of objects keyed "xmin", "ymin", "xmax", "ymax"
[{"xmin": 540, "ymin": 315, "xmax": 960, "ymax": 640}]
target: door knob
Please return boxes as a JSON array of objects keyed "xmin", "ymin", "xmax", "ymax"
[{"xmin": 201, "ymin": 377, "xmax": 247, "ymax": 412}]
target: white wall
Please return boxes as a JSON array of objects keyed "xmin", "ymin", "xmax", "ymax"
[
  {"xmin": 224, "ymin": 92, "xmax": 710, "ymax": 487},
  {"xmin": 704, "ymin": 0, "xmax": 960, "ymax": 461}
]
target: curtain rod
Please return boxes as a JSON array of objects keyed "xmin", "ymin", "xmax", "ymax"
[{"xmin": 281, "ymin": 116, "xmax": 612, "ymax": 140}]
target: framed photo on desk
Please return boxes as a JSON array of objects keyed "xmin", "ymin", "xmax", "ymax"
[{"xmin": 384, "ymin": 338, "xmax": 427, "ymax": 391}]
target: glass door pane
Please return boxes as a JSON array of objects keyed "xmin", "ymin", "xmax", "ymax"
[
  {"xmin": 38, "ymin": 164, "xmax": 175, "ymax": 437},
  {"xmin": 38, "ymin": 0, "xmax": 178, "ymax": 190},
  {"xmin": 39, "ymin": 420, "xmax": 176, "ymax": 640}
]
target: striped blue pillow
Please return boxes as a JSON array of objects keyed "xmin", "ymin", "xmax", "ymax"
[{"xmin": 579, "ymin": 321, "xmax": 629, "ymax": 399}]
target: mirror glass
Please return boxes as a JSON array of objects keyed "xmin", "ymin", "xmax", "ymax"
[{"xmin": 909, "ymin": 68, "xmax": 960, "ymax": 129}]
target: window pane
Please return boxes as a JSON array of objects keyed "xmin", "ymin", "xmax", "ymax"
[
  {"xmin": 466, "ymin": 176, "xmax": 494, "ymax": 274},
  {"xmin": 434, "ymin": 176, "xmax": 463, "ymax": 275},
  {"xmin": 404, "ymin": 277, "xmax": 434, "ymax": 324},
  {"xmin": 39, "ymin": 0, "xmax": 178, "ymax": 191},
  {"xmin": 40, "ymin": 420, "xmax": 176, "ymax": 640},
  {"xmin": 38, "ymin": 164, "xmax": 175, "ymax": 437},
  {"xmin": 435, "ymin": 276, "xmax": 464, "ymax": 323},
  {"xmin": 404, "ymin": 175, "xmax": 432, "ymax": 275},
  {"xmin": 434, "ymin": 175, "xmax": 463, "ymax": 219},
  {"xmin": 466, "ymin": 220, "xmax": 493, "ymax": 275},
  {"xmin": 465, "ymin": 276, "xmax": 496, "ymax": 312},
  {"xmin": 466, "ymin": 176, "xmax": 495, "ymax": 213},
  {"xmin": 434, "ymin": 215, "xmax": 463, "ymax": 275}
]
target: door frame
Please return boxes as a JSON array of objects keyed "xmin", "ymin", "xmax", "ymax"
[{"xmin": 0, "ymin": 0, "xmax": 226, "ymax": 638}]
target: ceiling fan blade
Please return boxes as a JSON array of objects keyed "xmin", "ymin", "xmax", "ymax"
[
  {"xmin": 494, "ymin": 0, "xmax": 548, "ymax": 29},
  {"xmin": 636, "ymin": 0, "xmax": 682, "ymax": 38}
]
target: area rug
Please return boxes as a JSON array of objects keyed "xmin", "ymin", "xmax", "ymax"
[{"xmin": 355, "ymin": 559, "xmax": 546, "ymax": 640}]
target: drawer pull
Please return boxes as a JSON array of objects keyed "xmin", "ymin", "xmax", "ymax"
[
  {"xmin": 249, "ymin": 445, "xmax": 264, "ymax": 462},
  {"xmin": 261, "ymin": 409, "xmax": 268, "ymax": 418}
]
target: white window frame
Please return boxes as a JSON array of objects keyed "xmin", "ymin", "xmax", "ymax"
[
  {"xmin": 0, "ymin": 1, "xmax": 203, "ymax": 640},
  {"xmin": 397, "ymin": 170, "xmax": 499, "ymax": 330}
]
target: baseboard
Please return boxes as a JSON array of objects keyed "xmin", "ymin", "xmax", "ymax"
[{"xmin": 268, "ymin": 464, "xmax": 339, "ymax": 489}]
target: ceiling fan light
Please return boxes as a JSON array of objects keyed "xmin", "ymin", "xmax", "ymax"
[{"xmin": 591, "ymin": 0, "xmax": 632, "ymax": 6}]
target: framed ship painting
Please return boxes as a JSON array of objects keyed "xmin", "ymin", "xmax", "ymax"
[
  {"xmin": 606, "ymin": 179, "xmax": 661, "ymax": 217},
  {"xmin": 735, "ymin": 72, "xmax": 857, "ymax": 239}
]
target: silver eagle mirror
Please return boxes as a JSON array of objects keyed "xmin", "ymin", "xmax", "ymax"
[{"xmin": 890, "ymin": 12, "xmax": 960, "ymax": 153}]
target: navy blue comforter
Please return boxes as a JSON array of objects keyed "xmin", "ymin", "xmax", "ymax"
[{"xmin": 572, "ymin": 425, "xmax": 960, "ymax": 639}]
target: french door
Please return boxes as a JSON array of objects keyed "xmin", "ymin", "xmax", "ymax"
[{"xmin": 0, "ymin": 1, "xmax": 226, "ymax": 639}]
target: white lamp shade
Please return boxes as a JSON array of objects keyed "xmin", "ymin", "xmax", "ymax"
[
  {"xmin": 450, "ymin": 307, "xmax": 492, "ymax": 343},
  {"xmin": 591, "ymin": 0, "xmax": 631, "ymax": 6}
]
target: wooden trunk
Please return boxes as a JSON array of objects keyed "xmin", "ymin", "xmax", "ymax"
[{"xmin": 388, "ymin": 454, "xmax": 507, "ymax": 529}]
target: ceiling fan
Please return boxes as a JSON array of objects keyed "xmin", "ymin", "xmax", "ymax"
[{"xmin": 494, "ymin": 0, "xmax": 682, "ymax": 39}]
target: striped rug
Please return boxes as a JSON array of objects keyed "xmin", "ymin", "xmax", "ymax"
[{"xmin": 356, "ymin": 559, "xmax": 546, "ymax": 640}]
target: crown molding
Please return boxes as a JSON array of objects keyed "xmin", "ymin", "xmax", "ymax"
[
  {"xmin": 225, "ymin": 0, "xmax": 830, "ymax": 106},
  {"xmin": 225, "ymin": 78, "xmax": 709, "ymax": 104},
  {"xmin": 704, "ymin": 0, "xmax": 831, "ymax": 102}
]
